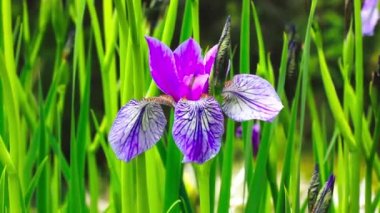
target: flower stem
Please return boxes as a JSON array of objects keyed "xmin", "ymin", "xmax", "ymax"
[
  {"xmin": 353, "ymin": 0, "xmax": 363, "ymax": 211},
  {"xmin": 197, "ymin": 161, "xmax": 212, "ymax": 213},
  {"xmin": 137, "ymin": 154, "xmax": 150, "ymax": 213}
]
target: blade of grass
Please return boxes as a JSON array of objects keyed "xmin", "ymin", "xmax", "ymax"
[
  {"xmin": 36, "ymin": 78, "xmax": 50, "ymax": 212},
  {"xmin": 311, "ymin": 26, "xmax": 356, "ymax": 149},
  {"xmin": 353, "ymin": 0, "xmax": 364, "ymax": 211},
  {"xmin": 179, "ymin": 0, "xmax": 193, "ymax": 42},
  {"xmin": 217, "ymin": 119, "xmax": 234, "ymax": 213},
  {"xmin": 161, "ymin": 0, "xmax": 178, "ymax": 45},
  {"xmin": 191, "ymin": 0, "xmax": 199, "ymax": 42},
  {"xmin": 239, "ymin": 0, "xmax": 254, "ymax": 204},
  {"xmin": 163, "ymin": 113, "xmax": 183, "ymax": 213},
  {"xmin": 0, "ymin": 1, "xmax": 24, "ymax": 206},
  {"xmin": 251, "ymin": 1, "xmax": 270, "ymax": 82},
  {"xmin": 24, "ymin": 157, "xmax": 48, "ymax": 208},
  {"xmin": 0, "ymin": 168, "xmax": 6, "ymax": 212},
  {"xmin": 0, "ymin": 136, "xmax": 16, "ymax": 174}
]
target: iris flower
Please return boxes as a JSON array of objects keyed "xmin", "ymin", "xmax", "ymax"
[
  {"xmin": 108, "ymin": 20, "xmax": 283, "ymax": 163},
  {"xmin": 236, "ymin": 123, "xmax": 260, "ymax": 157},
  {"xmin": 308, "ymin": 166, "xmax": 335, "ymax": 213},
  {"xmin": 361, "ymin": 0, "xmax": 379, "ymax": 36}
]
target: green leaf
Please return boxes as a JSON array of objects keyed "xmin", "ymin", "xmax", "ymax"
[
  {"xmin": 0, "ymin": 136, "xmax": 15, "ymax": 174},
  {"xmin": 24, "ymin": 156, "xmax": 49, "ymax": 207}
]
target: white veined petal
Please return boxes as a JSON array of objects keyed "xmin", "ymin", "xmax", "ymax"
[{"xmin": 222, "ymin": 74, "xmax": 283, "ymax": 122}]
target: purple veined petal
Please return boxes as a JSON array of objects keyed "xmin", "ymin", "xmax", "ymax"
[
  {"xmin": 222, "ymin": 74, "xmax": 284, "ymax": 122},
  {"xmin": 108, "ymin": 99, "xmax": 167, "ymax": 162},
  {"xmin": 146, "ymin": 36, "xmax": 183, "ymax": 101},
  {"xmin": 174, "ymin": 38, "xmax": 205, "ymax": 79},
  {"xmin": 182, "ymin": 73, "xmax": 209, "ymax": 100},
  {"xmin": 361, "ymin": 0, "xmax": 380, "ymax": 36},
  {"xmin": 173, "ymin": 97, "xmax": 224, "ymax": 163}
]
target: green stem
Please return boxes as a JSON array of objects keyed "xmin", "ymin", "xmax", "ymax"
[
  {"xmin": 350, "ymin": 150, "xmax": 361, "ymax": 212},
  {"xmin": 191, "ymin": 0, "xmax": 199, "ymax": 42},
  {"xmin": 161, "ymin": 0, "xmax": 179, "ymax": 45},
  {"xmin": 88, "ymin": 152, "xmax": 99, "ymax": 213},
  {"xmin": 218, "ymin": 119, "xmax": 234, "ymax": 213},
  {"xmin": 121, "ymin": 163, "xmax": 135, "ymax": 213},
  {"xmin": 353, "ymin": 0, "xmax": 363, "ymax": 211},
  {"xmin": 163, "ymin": 113, "xmax": 182, "ymax": 213},
  {"xmin": 1, "ymin": 0, "xmax": 23, "ymax": 211},
  {"xmin": 197, "ymin": 162, "xmax": 211, "ymax": 213},
  {"xmin": 137, "ymin": 155, "xmax": 150, "ymax": 213},
  {"xmin": 365, "ymin": 158, "xmax": 372, "ymax": 213}
]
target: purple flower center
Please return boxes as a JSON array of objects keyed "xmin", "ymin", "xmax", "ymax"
[{"xmin": 146, "ymin": 36, "xmax": 218, "ymax": 101}]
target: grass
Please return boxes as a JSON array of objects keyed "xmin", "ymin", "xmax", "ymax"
[{"xmin": 0, "ymin": 0, "xmax": 379, "ymax": 212}]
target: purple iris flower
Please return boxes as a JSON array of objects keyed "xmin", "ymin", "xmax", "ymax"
[
  {"xmin": 108, "ymin": 36, "xmax": 283, "ymax": 163},
  {"xmin": 236, "ymin": 124, "xmax": 260, "ymax": 157},
  {"xmin": 361, "ymin": 0, "xmax": 380, "ymax": 36}
]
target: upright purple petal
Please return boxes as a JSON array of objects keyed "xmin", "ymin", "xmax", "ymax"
[
  {"xmin": 146, "ymin": 36, "xmax": 184, "ymax": 101},
  {"xmin": 173, "ymin": 97, "xmax": 224, "ymax": 163},
  {"xmin": 108, "ymin": 100, "xmax": 167, "ymax": 162},
  {"xmin": 222, "ymin": 74, "xmax": 283, "ymax": 122},
  {"xmin": 182, "ymin": 73, "xmax": 209, "ymax": 100},
  {"xmin": 202, "ymin": 45, "xmax": 218, "ymax": 93},
  {"xmin": 204, "ymin": 45, "xmax": 218, "ymax": 74},
  {"xmin": 174, "ymin": 38, "xmax": 204, "ymax": 79},
  {"xmin": 361, "ymin": 0, "xmax": 379, "ymax": 36}
]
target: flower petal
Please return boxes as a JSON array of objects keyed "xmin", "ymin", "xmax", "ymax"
[
  {"xmin": 222, "ymin": 74, "xmax": 283, "ymax": 122},
  {"xmin": 146, "ymin": 36, "xmax": 183, "ymax": 100},
  {"xmin": 204, "ymin": 45, "xmax": 218, "ymax": 74},
  {"xmin": 174, "ymin": 38, "xmax": 204, "ymax": 79},
  {"xmin": 173, "ymin": 97, "xmax": 224, "ymax": 163},
  {"xmin": 202, "ymin": 45, "xmax": 218, "ymax": 93},
  {"xmin": 361, "ymin": 6, "xmax": 379, "ymax": 36},
  {"xmin": 361, "ymin": 0, "xmax": 379, "ymax": 36},
  {"xmin": 252, "ymin": 123, "xmax": 260, "ymax": 157},
  {"xmin": 182, "ymin": 73, "xmax": 209, "ymax": 100},
  {"xmin": 108, "ymin": 99, "xmax": 167, "ymax": 162}
]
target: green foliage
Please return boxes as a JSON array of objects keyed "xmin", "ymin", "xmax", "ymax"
[{"xmin": 0, "ymin": 0, "xmax": 378, "ymax": 212}]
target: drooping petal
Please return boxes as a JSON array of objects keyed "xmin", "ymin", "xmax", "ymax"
[
  {"xmin": 222, "ymin": 74, "xmax": 283, "ymax": 122},
  {"xmin": 182, "ymin": 74, "xmax": 209, "ymax": 100},
  {"xmin": 361, "ymin": 0, "xmax": 380, "ymax": 36},
  {"xmin": 173, "ymin": 97, "xmax": 224, "ymax": 163},
  {"xmin": 174, "ymin": 38, "xmax": 204, "ymax": 79},
  {"xmin": 146, "ymin": 36, "xmax": 183, "ymax": 101},
  {"xmin": 108, "ymin": 99, "xmax": 167, "ymax": 162},
  {"xmin": 312, "ymin": 175, "xmax": 335, "ymax": 213}
]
